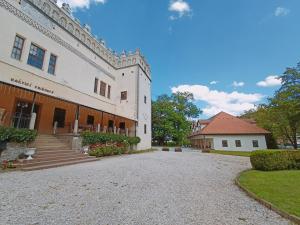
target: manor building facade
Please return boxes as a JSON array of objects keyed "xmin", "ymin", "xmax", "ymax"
[{"xmin": 0, "ymin": 0, "xmax": 152, "ymax": 149}]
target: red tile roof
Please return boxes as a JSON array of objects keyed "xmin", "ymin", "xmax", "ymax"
[{"xmin": 190, "ymin": 112, "xmax": 269, "ymax": 136}]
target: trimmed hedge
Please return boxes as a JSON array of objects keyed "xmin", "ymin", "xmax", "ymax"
[
  {"xmin": 0, "ymin": 126, "xmax": 37, "ymax": 143},
  {"xmin": 250, "ymin": 150, "xmax": 300, "ymax": 171},
  {"xmin": 81, "ymin": 131, "xmax": 140, "ymax": 147}
]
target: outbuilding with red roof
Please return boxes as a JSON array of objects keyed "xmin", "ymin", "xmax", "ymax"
[{"xmin": 189, "ymin": 112, "xmax": 269, "ymax": 151}]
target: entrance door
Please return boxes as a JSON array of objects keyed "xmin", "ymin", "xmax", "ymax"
[
  {"xmin": 53, "ymin": 108, "xmax": 66, "ymax": 128},
  {"xmin": 13, "ymin": 100, "xmax": 39, "ymax": 129}
]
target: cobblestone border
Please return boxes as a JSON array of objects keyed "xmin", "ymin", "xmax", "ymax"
[{"xmin": 235, "ymin": 170, "xmax": 300, "ymax": 225}]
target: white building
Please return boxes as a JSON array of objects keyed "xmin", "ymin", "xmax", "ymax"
[
  {"xmin": 0, "ymin": 0, "xmax": 151, "ymax": 150},
  {"xmin": 189, "ymin": 112, "xmax": 269, "ymax": 151}
]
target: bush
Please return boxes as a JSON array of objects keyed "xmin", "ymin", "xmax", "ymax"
[
  {"xmin": 0, "ymin": 126, "xmax": 12, "ymax": 142},
  {"xmin": 250, "ymin": 150, "xmax": 300, "ymax": 171},
  {"xmin": 81, "ymin": 131, "xmax": 140, "ymax": 147},
  {"xmin": 0, "ymin": 126, "xmax": 37, "ymax": 143},
  {"xmin": 89, "ymin": 145, "xmax": 126, "ymax": 157}
]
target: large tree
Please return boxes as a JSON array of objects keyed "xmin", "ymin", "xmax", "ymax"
[
  {"xmin": 152, "ymin": 92, "xmax": 201, "ymax": 146},
  {"xmin": 242, "ymin": 62, "xmax": 300, "ymax": 149}
]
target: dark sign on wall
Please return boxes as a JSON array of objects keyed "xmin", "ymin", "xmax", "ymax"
[{"xmin": 10, "ymin": 78, "xmax": 54, "ymax": 94}]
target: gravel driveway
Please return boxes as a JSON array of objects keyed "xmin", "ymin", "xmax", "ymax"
[{"xmin": 0, "ymin": 151, "xmax": 291, "ymax": 225}]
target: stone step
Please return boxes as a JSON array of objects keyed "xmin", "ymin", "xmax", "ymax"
[
  {"xmin": 25, "ymin": 153, "xmax": 86, "ymax": 162},
  {"xmin": 36, "ymin": 146, "xmax": 70, "ymax": 150},
  {"xmin": 21, "ymin": 158, "xmax": 99, "ymax": 171},
  {"xmin": 35, "ymin": 150, "xmax": 78, "ymax": 156},
  {"xmin": 22, "ymin": 156, "xmax": 96, "ymax": 167}
]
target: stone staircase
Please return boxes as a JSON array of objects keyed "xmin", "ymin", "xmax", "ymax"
[{"xmin": 21, "ymin": 134, "xmax": 98, "ymax": 171}]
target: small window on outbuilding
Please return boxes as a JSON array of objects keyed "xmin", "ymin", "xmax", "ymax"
[
  {"xmin": 235, "ymin": 140, "xmax": 241, "ymax": 147},
  {"xmin": 252, "ymin": 140, "xmax": 259, "ymax": 148},
  {"xmin": 222, "ymin": 140, "xmax": 228, "ymax": 147}
]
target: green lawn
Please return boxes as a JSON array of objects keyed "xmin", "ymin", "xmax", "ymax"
[
  {"xmin": 238, "ymin": 170, "xmax": 300, "ymax": 218},
  {"xmin": 210, "ymin": 150, "xmax": 251, "ymax": 157}
]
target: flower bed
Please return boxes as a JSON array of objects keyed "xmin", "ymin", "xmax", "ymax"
[{"xmin": 81, "ymin": 131, "xmax": 141, "ymax": 157}]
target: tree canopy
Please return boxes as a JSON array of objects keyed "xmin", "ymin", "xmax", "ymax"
[
  {"xmin": 242, "ymin": 62, "xmax": 300, "ymax": 149},
  {"xmin": 152, "ymin": 92, "xmax": 201, "ymax": 146}
]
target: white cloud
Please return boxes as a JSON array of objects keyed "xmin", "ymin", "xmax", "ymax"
[
  {"xmin": 232, "ymin": 81, "xmax": 245, "ymax": 87},
  {"xmin": 274, "ymin": 7, "xmax": 290, "ymax": 17},
  {"xmin": 169, "ymin": 0, "xmax": 191, "ymax": 19},
  {"xmin": 57, "ymin": 0, "xmax": 106, "ymax": 9},
  {"xmin": 171, "ymin": 84, "xmax": 263, "ymax": 117},
  {"xmin": 257, "ymin": 75, "xmax": 282, "ymax": 87},
  {"xmin": 210, "ymin": 81, "xmax": 218, "ymax": 85}
]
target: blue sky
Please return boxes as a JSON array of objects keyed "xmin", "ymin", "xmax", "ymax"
[{"xmin": 60, "ymin": 0, "xmax": 300, "ymax": 118}]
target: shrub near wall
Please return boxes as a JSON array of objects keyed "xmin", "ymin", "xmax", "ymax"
[
  {"xmin": 250, "ymin": 150, "xmax": 300, "ymax": 171},
  {"xmin": 81, "ymin": 132, "xmax": 140, "ymax": 146},
  {"xmin": 81, "ymin": 132, "xmax": 141, "ymax": 157},
  {"xmin": 0, "ymin": 126, "xmax": 37, "ymax": 144}
]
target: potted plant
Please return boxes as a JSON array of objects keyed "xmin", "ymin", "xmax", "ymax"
[
  {"xmin": 175, "ymin": 147, "xmax": 182, "ymax": 152},
  {"xmin": 10, "ymin": 128, "xmax": 38, "ymax": 160}
]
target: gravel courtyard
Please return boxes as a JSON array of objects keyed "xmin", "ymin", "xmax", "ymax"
[{"xmin": 0, "ymin": 151, "xmax": 291, "ymax": 225}]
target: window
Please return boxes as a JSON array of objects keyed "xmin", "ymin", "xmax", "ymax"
[
  {"xmin": 48, "ymin": 54, "xmax": 57, "ymax": 75},
  {"xmin": 144, "ymin": 124, "xmax": 147, "ymax": 134},
  {"xmin": 144, "ymin": 96, "xmax": 147, "ymax": 104},
  {"xmin": 11, "ymin": 35, "xmax": 25, "ymax": 60},
  {"xmin": 252, "ymin": 140, "xmax": 259, "ymax": 148},
  {"xmin": 27, "ymin": 43, "xmax": 45, "ymax": 69},
  {"xmin": 121, "ymin": 91, "xmax": 127, "ymax": 100},
  {"xmin": 119, "ymin": 122, "xmax": 125, "ymax": 130},
  {"xmin": 235, "ymin": 140, "xmax": 241, "ymax": 147},
  {"xmin": 53, "ymin": 108, "xmax": 66, "ymax": 128},
  {"xmin": 94, "ymin": 78, "xmax": 98, "ymax": 93},
  {"xmin": 222, "ymin": 140, "xmax": 228, "ymax": 147},
  {"xmin": 87, "ymin": 115, "xmax": 94, "ymax": 125},
  {"xmin": 108, "ymin": 120, "xmax": 114, "ymax": 129},
  {"xmin": 107, "ymin": 85, "xmax": 111, "ymax": 99},
  {"xmin": 100, "ymin": 81, "xmax": 106, "ymax": 96}
]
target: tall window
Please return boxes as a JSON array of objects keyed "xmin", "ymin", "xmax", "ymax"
[
  {"xmin": 121, "ymin": 91, "xmax": 127, "ymax": 100},
  {"xmin": 222, "ymin": 140, "xmax": 228, "ymax": 147},
  {"xmin": 144, "ymin": 124, "xmax": 147, "ymax": 134},
  {"xmin": 48, "ymin": 54, "xmax": 57, "ymax": 75},
  {"xmin": 11, "ymin": 35, "xmax": 24, "ymax": 60},
  {"xmin": 252, "ymin": 140, "xmax": 259, "ymax": 148},
  {"xmin": 94, "ymin": 78, "xmax": 98, "ymax": 93},
  {"xmin": 107, "ymin": 85, "xmax": 111, "ymax": 99},
  {"xmin": 27, "ymin": 43, "xmax": 45, "ymax": 69},
  {"xmin": 235, "ymin": 140, "xmax": 241, "ymax": 147},
  {"xmin": 100, "ymin": 81, "xmax": 106, "ymax": 96},
  {"xmin": 144, "ymin": 96, "xmax": 147, "ymax": 104}
]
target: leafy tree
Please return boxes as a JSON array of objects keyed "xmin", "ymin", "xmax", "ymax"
[
  {"xmin": 152, "ymin": 92, "xmax": 201, "ymax": 146},
  {"xmin": 242, "ymin": 62, "xmax": 300, "ymax": 149},
  {"xmin": 270, "ymin": 64, "xmax": 300, "ymax": 149}
]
